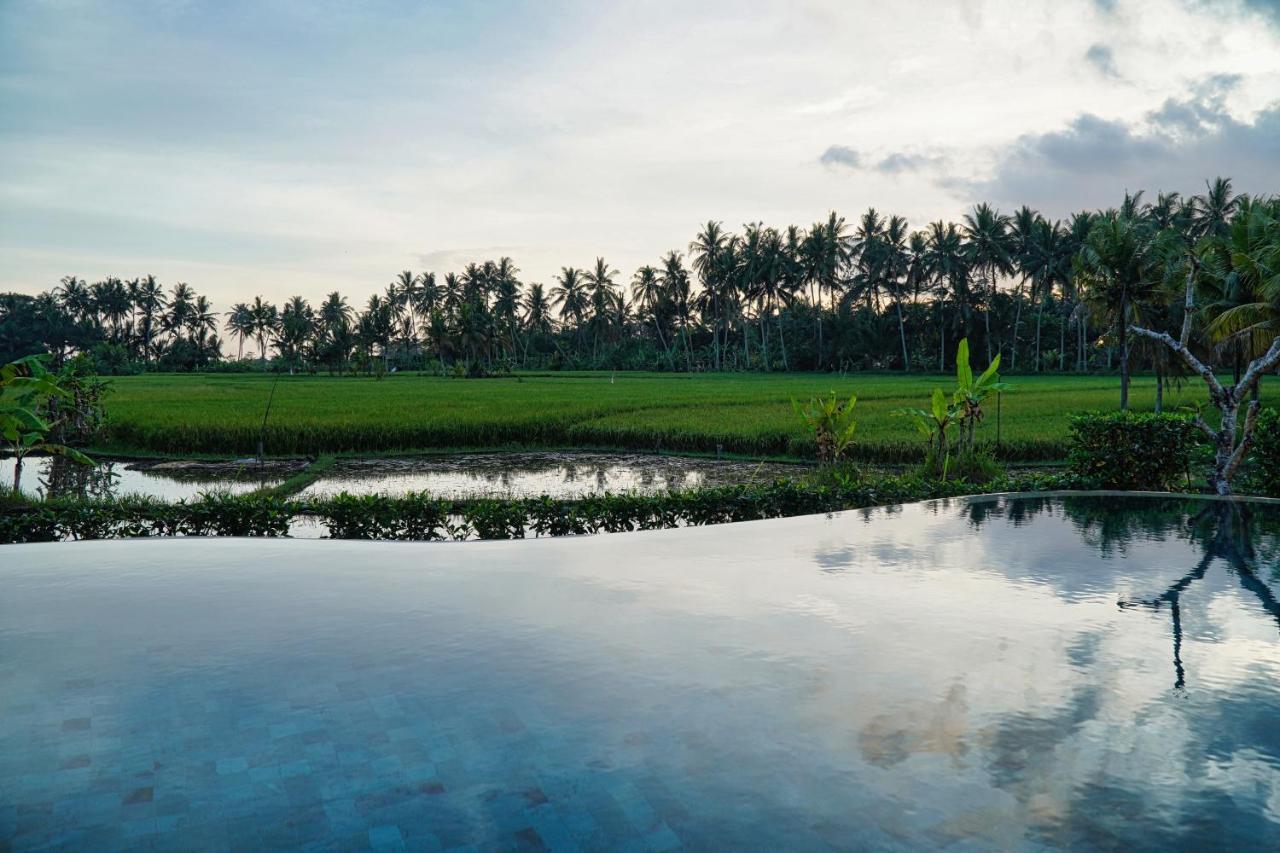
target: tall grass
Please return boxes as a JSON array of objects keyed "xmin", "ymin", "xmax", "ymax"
[{"xmin": 97, "ymin": 372, "xmax": 1277, "ymax": 462}]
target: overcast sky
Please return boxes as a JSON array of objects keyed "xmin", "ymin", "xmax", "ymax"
[{"xmin": 2, "ymin": 0, "xmax": 1278, "ymax": 307}]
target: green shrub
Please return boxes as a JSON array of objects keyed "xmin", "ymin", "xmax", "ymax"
[
  {"xmin": 1067, "ymin": 411, "xmax": 1201, "ymax": 491},
  {"xmin": 1244, "ymin": 408, "xmax": 1280, "ymax": 497}
]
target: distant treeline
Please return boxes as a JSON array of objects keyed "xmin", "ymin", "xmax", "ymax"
[{"xmin": 2, "ymin": 178, "xmax": 1276, "ymax": 385}]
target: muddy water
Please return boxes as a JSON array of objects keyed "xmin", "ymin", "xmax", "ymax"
[{"xmin": 298, "ymin": 452, "xmax": 810, "ymax": 499}]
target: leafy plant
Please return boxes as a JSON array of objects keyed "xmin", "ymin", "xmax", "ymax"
[
  {"xmin": 953, "ymin": 338, "xmax": 1009, "ymax": 455},
  {"xmin": 1067, "ymin": 411, "xmax": 1202, "ymax": 491},
  {"xmin": 893, "ymin": 387, "xmax": 957, "ymax": 478},
  {"xmin": 792, "ymin": 392, "xmax": 857, "ymax": 466},
  {"xmin": 1243, "ymin": 408, "xmax": 1280, "ymax": 497},
  {"xmin": 1, "ymin": 355, "xmax": 94, "ymax": 493}
]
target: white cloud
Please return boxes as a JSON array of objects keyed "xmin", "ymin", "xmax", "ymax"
[{"xmin": 1, "ymin": 0, "xmax": 1278, "ymax": 309}]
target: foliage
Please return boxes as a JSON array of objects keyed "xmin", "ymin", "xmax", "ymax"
[
  {"xmin": 0, "ymin": 472, "xmax": 1077, "ymax": 545},
  {"xmin": 1244, "ymin": 408, "xmax": 1280, "ymax": 497},
  {"xmin": 952, "ymin": 338, "xmax": 1010, "ymax": 454},
  {"xmin": 86, "ymin": 372, "xmax": 1262, "ymax": 463},
  {"xmin": 1066, "ymin": 411, "xmax": 1203, "ymax": 491},
  {"xmin": 5, "ymin": 179, "xmax": 1272, "ymax": 379},
  {"xmin": 1, "ymin": 355, "xmax": 94, "ymax": 492},
  {"xmin": 792, "ymin": 392, "xmax": 857, "ymax": 465}
]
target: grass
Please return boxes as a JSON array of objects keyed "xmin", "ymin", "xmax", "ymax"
[{"xmin": 94, "ymin": 370, "xmax": 1280, "ymax": 462}]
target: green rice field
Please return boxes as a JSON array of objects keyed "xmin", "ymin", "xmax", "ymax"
[{"xmin": 96, "ymin": 371, "xmax": 1278, "ymax": 462}]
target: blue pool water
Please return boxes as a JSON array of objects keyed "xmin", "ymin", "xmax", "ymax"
[{"xmin": 3, "ymin": 494, "xmax": 1280, "ymax": 851}]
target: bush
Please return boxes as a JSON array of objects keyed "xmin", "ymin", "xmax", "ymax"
[
  {"xmin": 1245, "ymin": 408, "xmax": 1280, "ymax": 497},
  {"xmin": 1067, "ymin": 411, "xmax": 1201, "ymax": 491}
]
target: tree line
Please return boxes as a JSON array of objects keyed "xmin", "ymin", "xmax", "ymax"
[{"xmin": 2, "ymin": 178, "xmax": 1276, "ymax": 401}]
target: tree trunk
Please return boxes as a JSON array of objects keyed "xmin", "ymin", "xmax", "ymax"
[
  {"xmin": 1011, "ymin": 280, "xmax": 1024, "ymax": 371},
  {"xmin": 1155, "ymin": 370, "xmax": 1164, "ymax": 414},
  {"xmin": 1034, "ymin": 300, "xmax": 1043, "ymax": 372},
  {"xmin": 896, "ymin": 297, "xmax": 909, "ymax": 371},
  {"xmin": 776, "ymin": 313, "xmax": 789, "ymax": 371},
  {"xmin": 983, "ymin": 268, "xmax": 994, "ymax": 364},
  {"xmin": 1119, "ymin": 289, "xmax": 1130, "ymax": 411}
]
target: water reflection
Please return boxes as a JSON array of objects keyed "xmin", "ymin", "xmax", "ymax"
[
  {"xmin": 3, "ymin": 494, "xmax": 1279, "ymax": 849},
  {"xmin": 299, "ymin": 451, "xmax": 808, "ymax": 499},
  {"xmin": 0, "ymin": 455, "xmax": 287, "ymax": 501}
]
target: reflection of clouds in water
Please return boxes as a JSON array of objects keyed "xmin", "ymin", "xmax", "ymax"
[
  {"xmin": 9, "ymin": 495, "xmax": 1278, "ymax": 847},
  {"xmin": 299, "ymin": 452, "xmax": 805, "ymax": 498}
]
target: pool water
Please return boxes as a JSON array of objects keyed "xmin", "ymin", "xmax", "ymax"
[{"xmin": 3, "ymin": 494, "xmax": 1280, "ymax": 850}]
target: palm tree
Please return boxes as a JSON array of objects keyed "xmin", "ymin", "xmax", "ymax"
[
  {"xmin": 631, "ymin": 264, "xmax": 673, "ymax": 368},
  {"xmin": 521, "ymin": 283, "xmax": 553, "ymax": 366},
  {"xmin": 660, "ymin": 251, "xmax": 694, "ymax": 370},
  {"xmin": 225, "ymin": 302, "xmax": 255, "ymax": 360},
  {"xmin": 1075, "ymin": 213, "xmax": 1162, "ymax": 409},
  {"xmin": 582, "ymin": 257, "xmax": 619, "ymax": 361},
  {"xmin": 249, "ymin": 296, "xmax": 278, "ymax": 365},
  {"xmin": 924, "ymin": 221, "xmax": 969, "ymax": 369},
  {"xmin": 690, "ymin": 221, "xmax": 730, "ymax": 369},
  {"xmin": 1191, "ymin": 177, "xmax": 1238, "ymax": 241},
  {"xmin": 1200, "ymin": 197, "xmax": 1280, "ymax": 386},
  {"xmin": 962, "ymin": 203, "xmax": 1014, "ymax": 362},
  {"xmin": 133, "ymin": 275, "xmax": 165, "ymax": 367},
  {"xmin": 165, "ymin": 283, "xmax": 197, "ymax": 345},
  {"xmin": 550, "ymin": 267, "xmax": 588, "ymax": 347}
]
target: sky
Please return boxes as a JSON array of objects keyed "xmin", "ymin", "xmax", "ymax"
[{"xmin": 1, "ymin": 0, "xmax": 1279, "ymax": 308}]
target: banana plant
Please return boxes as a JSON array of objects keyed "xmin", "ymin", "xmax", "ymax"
[
  {"xmin": 1, "ymin": 355, "xmax": 94, "ymax": 495},
  {"xmin": 892, "ymin": 387, "xmax": 957, "ymax": 477},
  {"xmin": 952, "ymin": 338, "xmax": 1009, "ymax": 454},
  {"xmin": 792, "ymin": 392, "xmax": 857, "ymax": 466}
]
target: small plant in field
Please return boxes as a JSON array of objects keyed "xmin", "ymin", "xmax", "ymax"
[
  {"xmin": 893, "ymin": 387, "xmax": 957, "ymax": 479},
  {"xmin": 894, "ymin": 339, "xmax": 1008, "ymax": 482},
  {"xmin": 1, "ymin": 355, "xmax": 95, "ymax": 494},
  {"xmin": 953, "ymin": 338, "xmax": 1009, "ymax": 456},
  {"xmin": 792, "ymin": 392, "xmax": 857, "ymax": 466}
]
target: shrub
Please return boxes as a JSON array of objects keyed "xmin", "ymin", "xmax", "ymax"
[
  {"xmin": 1067, "ymin": 411, "xmax": 1201, "ymax": 491},
  {"xmin": 1244, "ymin": 407, "xmax": 1280, "ymax": 497}
]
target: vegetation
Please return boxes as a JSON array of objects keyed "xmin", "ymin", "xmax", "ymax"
[
  {"xmin": 81, "ymin": 371, "xmax": 1279, "ymax": 462},
  {"xmin": 1245, "ymin": 409, "xmax": 1280, "ymax": 498},
  {"xmin": 1066, "ymin": 412, "xmax": 1202, "ymax": 492},
  {"xmin": 1, "ymin": 355, "xmax": 94, "ymax": 493},
  {"xmin": 3, "ymin": 180, "xmax": 1273, "ymax": 388},
  {"xmin": 792, "ymin": 392, "xmax": 857, "ymax": 465},
  {"xmin": 0, "ymin": 471, "xmax": 1071, "ymax": 545}
]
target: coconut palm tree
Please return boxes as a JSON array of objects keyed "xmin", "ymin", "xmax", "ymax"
[
  {"xmin": 631, "ymin": 264, "xmax": 673, "ymax": 368},
  {"xmin": 225, "ymin": 303, "xmax": 255, "ymax": 360},
  {"xmin": 962, "ymin": 203, "xmax": 1014, "ymax": 363},
  {"xmin": 550, "ymin": 267, "xmax": 588, "ymax": 348},
  {"xmin": 133, "ymin": 275, "xmax": 166, "ymax": 367},
  {"xmin": 690, "ymin": 221, "xmax": 730, "ymax": 369},
  {"xmin": 1075, "ymin": 213, "xmax": 1162, "ymax": 409},
  {"xmin": 249, "ymin": 296, "xmax": 278, "ymax": 365}
]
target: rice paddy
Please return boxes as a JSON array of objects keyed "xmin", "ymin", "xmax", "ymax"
[{"xmin": 95, "ymin": 371, "xmax": 1276, "ymax": 462}]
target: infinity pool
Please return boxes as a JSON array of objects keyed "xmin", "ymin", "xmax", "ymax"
[{"xmin": 3, "ymin": 494, "xmax": 1280, "ymax": 850}]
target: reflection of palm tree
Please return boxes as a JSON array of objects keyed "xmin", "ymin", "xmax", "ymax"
[{"xmin": 1119, "ymin": 502, "xmax": 1278, "ymax": 689}]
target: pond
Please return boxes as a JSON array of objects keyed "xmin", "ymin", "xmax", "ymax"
[
  {"xmin": 0, "ymin": 456, "xmax": 295, "ymax": 502},
  {"xmin": 297, "ymin": 451, "xmax": 809, "ymax": 499},
  {"xmin": 4, "ymin": 494, "xmax": 1280, "ymax": 850}
]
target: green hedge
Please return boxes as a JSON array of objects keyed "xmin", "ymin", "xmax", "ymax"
[
  {"xmin": 1246, "ymin": 408, "xmax": 1280, "ymax": 498},
  {"xmin": 1, "ymin": 474, "xmax": 1070, "ymax": 545},
  {"xmin": 1067, "ymin": 411, "xmax": 1202, "ymax": 491}
]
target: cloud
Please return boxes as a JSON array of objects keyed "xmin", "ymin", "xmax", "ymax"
[
  {"xmin": 964, "ymin": 75, "xmax": 1280, "ymax": 213},
  {"xmin": 1084, "ymin": 43, "xmax": 1120, "ymax": 78},
  {"xmin": 819, "ymin": 145, "xmax": 861, "ymax": 169},
  {"xmin": 874, "ymin": 152, "xmax": 943, "ymax": 174},
  {"xmin": 819, "ymin": 148, "xmax": 943, "ymax": 175}
]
